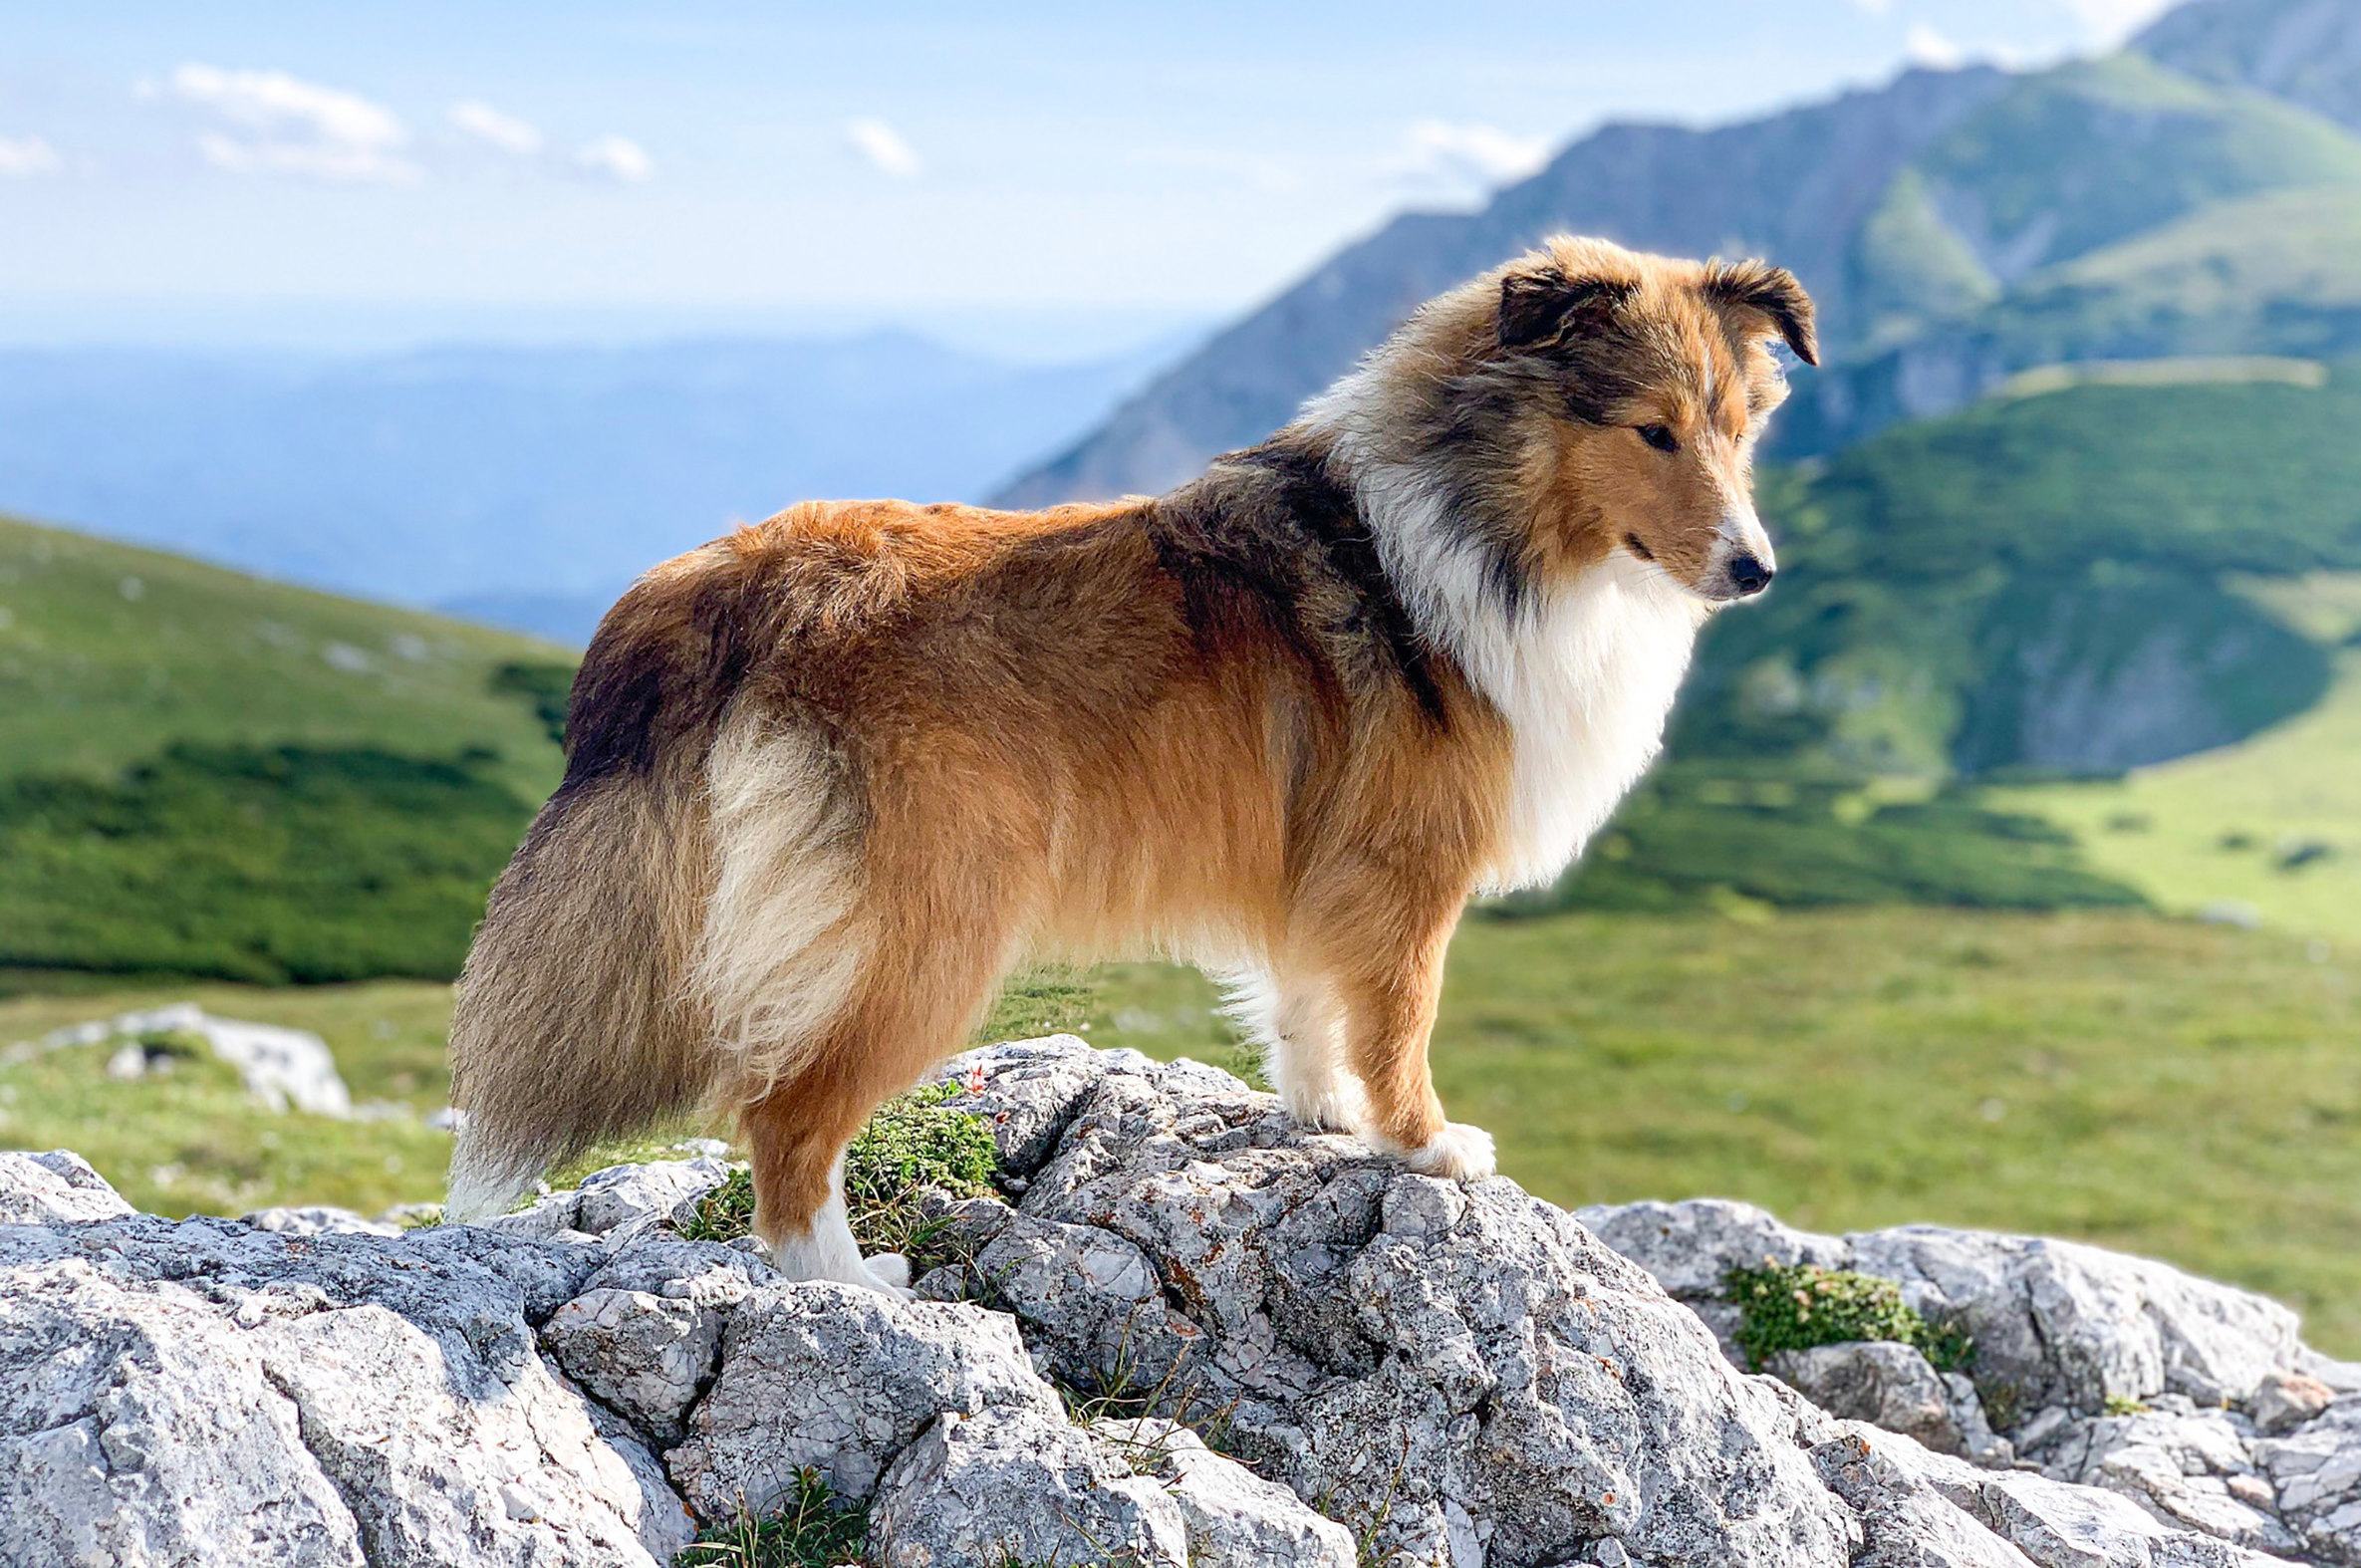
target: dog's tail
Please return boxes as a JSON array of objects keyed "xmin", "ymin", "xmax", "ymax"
[
  {"xmin": 444, "ymin": 537, "xmax": 864, "ymax": 1220},
  {"xmin": 444, "ymin": 761, "xmax": 716, "ymax": 1220}
]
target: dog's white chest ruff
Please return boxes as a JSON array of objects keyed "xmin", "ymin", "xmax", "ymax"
[{"xmin": 1462, "ymin": 556, "xmax": 1705, "ymax": 891}]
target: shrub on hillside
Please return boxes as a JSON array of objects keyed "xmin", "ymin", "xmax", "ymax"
[{"xmin": 0, "ymin": 742, "xmax": 535, "ymax": 983}]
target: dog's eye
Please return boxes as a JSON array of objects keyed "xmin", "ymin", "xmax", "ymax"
[{"xmin": 1637, "ymin": 424, "xmax": 1679, "ymax": 453}]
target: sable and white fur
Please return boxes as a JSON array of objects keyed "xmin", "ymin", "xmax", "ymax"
[{"xmin": 445, "ymin": 235, "xmax": 1816, "ymax": 1292}]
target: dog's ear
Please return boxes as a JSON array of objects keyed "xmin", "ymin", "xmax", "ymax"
[
  {"xmin": 1498, "ymin": 268, "xmax": 1636, "ymax": 352},
  {"xmin": 1705, "ymin": 259, "xmax": 1818, "ymax": 366}
]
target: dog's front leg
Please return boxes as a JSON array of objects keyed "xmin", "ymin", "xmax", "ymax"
[{"xmin": 1322, "ymin": 906, "xmax": 1496, "ymax": 1182}]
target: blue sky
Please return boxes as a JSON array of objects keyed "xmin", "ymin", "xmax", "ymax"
[{"xmin": 0, "ymin": 1, "xmax": 2174, "ymax": 354}]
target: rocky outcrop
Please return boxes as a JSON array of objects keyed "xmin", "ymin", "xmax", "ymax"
[
  {"xmin": 33, "ymin": 1003, "xmax": 354, "ymax": 1118},
  {"xmin": 3, "ymin": 1035, "xmax": 2355, "ymax": 1567},
  {"xmin": 1585, "ymin": 1196, "xmax": 2361, "ymax": 1564}
]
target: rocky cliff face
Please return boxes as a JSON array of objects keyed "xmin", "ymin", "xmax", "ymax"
[{"xmin": 4, "ymin": 1037, "xmax": 2356, "ymax": 1567}]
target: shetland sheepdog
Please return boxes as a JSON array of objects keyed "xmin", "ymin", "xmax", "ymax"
[{"xmin": 446, "ymin": 235, "xmax": 1815, "ymax": 1292}]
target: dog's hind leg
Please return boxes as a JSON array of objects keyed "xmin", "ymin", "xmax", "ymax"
[{"xmin": 738, "ymin": 867, "xmax": 1013, "ymax": 1296}]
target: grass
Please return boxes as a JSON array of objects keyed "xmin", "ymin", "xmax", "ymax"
[
  {"xmin": 0, "ymin": 512, "xmax": 572, "ymax": 984},
  {"xmin": 674, "ymin": 1468, "xmax": 868, "ymax": 1568},
  {"xmin": 677, "ymin": 1084, "xmax": 998, "ymax": 1263},
  {"xmin": 7, "ymin": 908, "xmax": 2353, "ymax": 1356},
  {"xmin": 1996, "ymin": 640, "xmax": 2361, "ymax": 941},
  {"xmin": 0, "ymin": 743, "xmax": 541, "ymax": 982},
  {"xmin": 0, "ymin": 512, "xmax": 566, "ymax": 800}
]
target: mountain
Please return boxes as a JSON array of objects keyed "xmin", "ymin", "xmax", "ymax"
[
  {"xmin": 0, "ymin": 332, "xmax": 1174, "ymax": 646},
  {"xmin": 1000, "ymin": 22, "xmax": 2361, "ymax": 502},
  {"xmin": 2139, "ymin": 0, "xmax": 2361, "ymax": 129},
  {"xmin": 0, "ymin": 513, "xmax": 568, "ymax": 981},
  {"xmin": 1783, "ymin": 55, "xmax": 2361, "ymax": 448},
  {"xmin": 996, "ymin": 64, "xmax": 2013, "ymax": 506}
]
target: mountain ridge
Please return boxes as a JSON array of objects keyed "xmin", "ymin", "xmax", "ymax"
[{"xmin": 999, "ymin": 0, "xmax": 2361, "ymax": 502}]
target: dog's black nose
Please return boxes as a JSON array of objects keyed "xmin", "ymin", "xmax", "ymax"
[{"xmin": 1727, "ymin": 553, "xmax": 1775, "ymax": 597}]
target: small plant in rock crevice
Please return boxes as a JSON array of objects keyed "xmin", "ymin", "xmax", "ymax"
[
  {"xmin": 672, "ymin": 1470, "xmax": 868, "ymax": 1568},
  {"xmin": 1724, "ymin": 1260, "xmax": 1972, "ymax": 1374},
  {"xmin": 1978, "ymin": 1376, "xmax": 2026, "ymax": 1434},
  {"xmin": 674, "ymin": 1084, "xmax": 1000, "ymax": 1259}
]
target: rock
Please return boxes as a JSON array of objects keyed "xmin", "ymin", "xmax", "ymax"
[
  {"xmin": 868, "ymin": 1407, "xmax": 1189, "ymax": 1568},
  {"xmin": 479, "ymin": 1184, "xmax": 596, "ymax": 1243},
  {"xmin": 572, "ymin": 1158, "xmax": 733, "ymax": 1237},
  {"xmin": 2027, "ymin": 1402, "xmax": 2298, "ymax": 1556},
  {"xmin": 1812, "ymin": 1428, "xmax": 2042, "ymax": 1567},
  {"xmin": 0, "ymin": 1150, "xmax": 134, "ymax": 1225},
  {"xmin": 1094, "ymin": 1417, "xmax": 1359, "ymax": 1568},
  {"xmin": 1581, "ymin": 1198, "xmax": 2306, "ymax": 1419},
  {"xmin": 2250, "ymin": 1397, "xmax": 2361, "ymax": 1564},
  {"xmin": 543, "ymin": 1288, "xmax": 722, "ymax": 1445},
  {"xmin": 665, "ymin": 1279, "xmax": 1067, "ymax": 1516},
  {"xmin": 240, "ymin": 1204, "xmax": 401, "ymax": 1238},
  {"xmin": 0, "ymin": 1213, "xmax": 686, "ymax": 1568},
  {"xmin": 1819, "ymin": 1425, "xmax": 2287, "ymax": 1568},
  {"xmin": 2248, "ymin": 1369, "xmax": 2335, "ymax": 1436},
  {"xmin": 939, "ymin": 1038, "xmax": 1864, "ymax": 1567},
  {"xmin": 1773, "ymin": 1341, "xmax": 1967, "ymax": 1455},
  {"xmin": 42, "ymin": 1003, "xmax": 353, "ymax": 1118},
  {"xmin": 549, "ymin": 1238, "xmax": 784, "ymax": 1446}
]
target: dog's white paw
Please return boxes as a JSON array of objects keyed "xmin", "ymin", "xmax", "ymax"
[
  {"xmin": 1403, "ymin": 1123, "xmax": 1496, "ymax": 1182},
  {"xmin": 865, "ymin": 1252, "xmax": 914, "ymax": 1293}
]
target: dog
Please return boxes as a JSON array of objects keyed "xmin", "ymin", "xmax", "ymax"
[{"xmin": 445, "ymin": 234, "xmax": 1814, "ymax": 1293}]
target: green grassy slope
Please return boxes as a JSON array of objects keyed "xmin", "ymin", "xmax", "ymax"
[
  {"xmin": 0, "ymin": 514, "xmax": 573, "ymax": 982},
  {"xmin": 1694, "ymin": 370, "xmax": 2361, "ymax": 774},
  {"xmin": 1832, "ymin": 54, "xmax": 2361, "ymax": 362},
  {"xmin": 0, "ymin": 513, "xmax": 567, "ymax": 799}
]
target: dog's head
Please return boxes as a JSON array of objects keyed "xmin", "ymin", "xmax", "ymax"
[
  {"xmin": 1491, "ymin": 237, "xmax": 1815, "ymax": 604},
  {"xmin": 1338, "ymin": 235, "xmax": 1816, "ymax": 609}
]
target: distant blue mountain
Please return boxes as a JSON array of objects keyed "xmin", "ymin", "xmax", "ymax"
[{"xmin": 0, "ymin": 330, "xmax": 1181, "ymax": 644}]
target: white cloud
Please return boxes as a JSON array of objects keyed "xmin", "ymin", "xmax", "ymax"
[
  {"xmin": 844, "ymin": 118, "xmax": 921, "ymax": 179},
  {"xmin": 575, "ymin": 133, "xmax": 654, "ymax": 182},
  {"xmin": 1905, "ymin": 23, "xmax": 1968, "ymax": 69},
  {"xmin": 1851, "ymin": 0, "xmax": 1893, "ymax": 12},
  {"xmin": 0, "ymin": 135, "xmax": 62, "ymax": 178},
  {"xmin": 1388, "ymin": 120, "xmax": 1551, "ymax": 189},
  {"xmin": 449, "ymin": 100, "xmax": 543, "ymax": 157},
  {"xmin": 165, "ymin": 63, "xmax": 417, "ymax": 183}
]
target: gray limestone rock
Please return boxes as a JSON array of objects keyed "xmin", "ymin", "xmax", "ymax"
[
  {"xmin": 869, "ymin": 1406, "xmax": 1189, "ymax": 1568},
  {"xmin": 0, "ymin": 1213, "xmax": 686, "ymax": 1568},
  {"xmin": 240, "ymin": 1204, "xmax": 402, "ymax": 1238},
  {"xmin": 0, "ymin": 1150, "xmax": 135, "ymax": 1225},
  {"xmin": 1092, "ymin": 1416, "xmax": 1359, "ymax": 1568},
  {"xmin": 1773, "ymin": 1340, "xmax": 1967, "ymax": 1455},
  {"xmin": 663, "ymin": 1279, "xmax": 1066, "ymax": 1516}
]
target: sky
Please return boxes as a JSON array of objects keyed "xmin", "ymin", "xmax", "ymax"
[{"xmin": 0, "ymin": 0, "xmax": 2179, "ymax": 356}]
